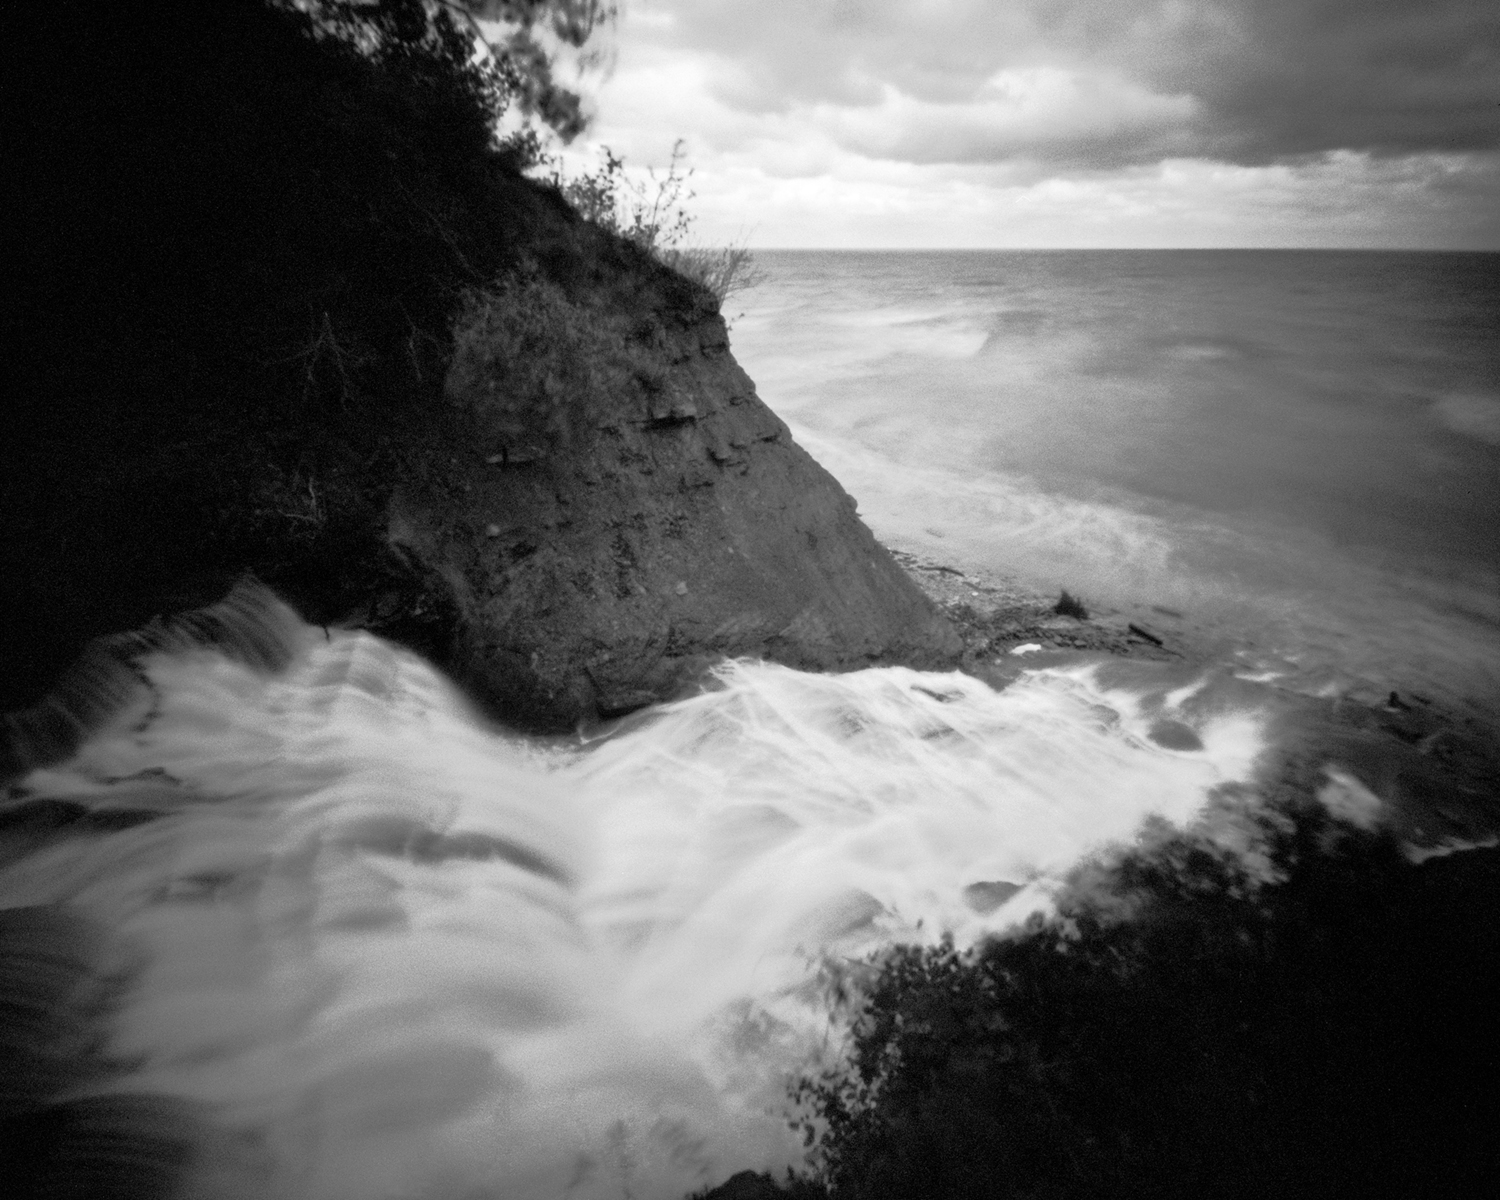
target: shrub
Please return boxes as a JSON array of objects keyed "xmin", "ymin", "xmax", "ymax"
[
  {"xmin": 446, "ymin": 272, "xmax": 644, "ymax": 457},
  {"xmin": 661, "ymin": 243, "xmax": 767, "ymax": 309},
  {"xmin": 789, "ymin": 800, "xmax": 1500, "ymax": 1198},
  {"xmin": 547, "ymin": 141, "xmax": 765, "ymax": 307}
]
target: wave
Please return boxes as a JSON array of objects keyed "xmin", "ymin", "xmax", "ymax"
[{"xmin": 2, "ymin": 606, "xmax": 1265, "ymax": 1199}]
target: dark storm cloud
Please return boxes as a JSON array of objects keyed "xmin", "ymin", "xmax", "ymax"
[
  {"xmin": 1063, "ymin": 0, "xmax": 1500, "ymax": 163},
  {"xmin": 642, "ymin": 0, "xmax": 1500, "ymax": 167}
]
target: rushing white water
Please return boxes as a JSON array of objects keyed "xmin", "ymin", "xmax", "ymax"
[{"xmin": 4, "ymin": 617, "xmax": 1264, "ymax": 1199}]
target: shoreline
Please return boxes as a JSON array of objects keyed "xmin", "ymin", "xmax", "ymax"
[
  {"xmin": 887, "ymin": 541, "xmax": 1500, "ymax": 853},
  {"xmin": 887, "ymin": 544, "xmax": 1201, "ymax": 667}
]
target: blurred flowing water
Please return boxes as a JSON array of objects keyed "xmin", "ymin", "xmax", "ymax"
[
  {"xmin": 5, "ymin": 251, "xmax": 1499, "ymax": 1198},
  {"xmin": 732, "ymin": 250, "xmax": 1500, "ymax": 710},
  {"xmin": 4, "ymin": 613, "xmax": 1266, "ymax": 1198}
]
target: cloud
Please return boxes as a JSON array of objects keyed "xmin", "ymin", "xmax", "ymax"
[
  {"xmin": 1083, "ymin": 0, "xmax": 1500, "ymax": 163},
  {"xmin": 564, "ymin": 3, "xmax": 1500, "ymax": 247},
  {"xmin": 612, "ymin": 0, "xmax": 1500, "ymax": 169},
  {"xmin": 815, "ymin": 69, "xmax": 1198, "ymax": 169},
  {"xmin": 573, "ymin": 136, "xmax": 1500, "ymax": 250},
  {"xmin": 647, "ymin": 1, "xmax": 1039, "ymax": 114}
]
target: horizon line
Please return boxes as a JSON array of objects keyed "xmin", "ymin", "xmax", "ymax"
[{"xmin": 740, "ymin": 245, "xmax": 1500, "ymax": 254}]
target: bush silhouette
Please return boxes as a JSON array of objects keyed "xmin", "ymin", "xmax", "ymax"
[
  {"xmin": 0, "ymin": 0, "xmax": 622, "ymax": 705},
  {"xmin": 790, "ymin": 801, "xmax": 1500, "ymax": 1199}
]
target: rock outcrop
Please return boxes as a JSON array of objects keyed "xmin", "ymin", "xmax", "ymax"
[
  {"xmin": 383, "ymin": 275, "xmax": 961, "ymax": 727},
  {"xmin": 0, "ymin": 0, "xmax": 957, "ymax": 728},
  {"xmin": 2, "ymin": 231, "xmax": 958, "ymax": 732}
]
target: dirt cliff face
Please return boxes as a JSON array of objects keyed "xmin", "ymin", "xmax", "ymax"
[
  {"xmin": 1, "ymin": 4, "xmax": 957, "ymax": 731},
  {"xmin": 387, "ymin": 272, "xmax": 961, "ymax": 728},
  {"xmin": 1, "ymin": 174, "xmax": 956, "ymax": 730}
]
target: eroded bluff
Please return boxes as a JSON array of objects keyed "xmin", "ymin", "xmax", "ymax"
[
  {"xmin": 386, "ymin": 272, "xmax": 960, "ymax": 728},
  {"xmin": 1, "ymin": 239, "xmax": 958, "ymax": 734}
]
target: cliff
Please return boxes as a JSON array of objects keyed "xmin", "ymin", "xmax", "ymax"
[
  {"xmin": 0, "ymin": 0, "xmax": 954, "ymax": 732},
  {"xmin": 1, "ymin": 247, "xmax": 959, "ymax": 731},
  {"xmin": 0, "ymin": 1, "xmax": 957, "ymax": 730},
  {"xmin": 396, "ymin": 277, "xmax": 959, "ymax": 726}
]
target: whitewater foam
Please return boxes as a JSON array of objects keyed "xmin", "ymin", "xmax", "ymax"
[{"xmin": 1, "ymin": 623, "xmax": 1268, "ymax": 1198}]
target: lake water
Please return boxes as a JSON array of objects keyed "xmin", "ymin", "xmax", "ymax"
[
  {"xmin": 732, "ymin": 250, "xmax": 1500, "ymax": 712},
  {"xmin": 3, "ymin": 252, "xmax": 1497, "ymax": 1199}
]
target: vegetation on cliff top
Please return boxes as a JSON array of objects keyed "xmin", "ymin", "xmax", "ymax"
[
  {"xmin": 547, "ymin": 140, "xmax": 767, "ymax": 308},
  {"xmin": 0, "ymin": 0, "xmax": 710, "ymax": 708},
  {"xmin": 5, "ymin": 0, "xmax": 617, "ymax": 438}
]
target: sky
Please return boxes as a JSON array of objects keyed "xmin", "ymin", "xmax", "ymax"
[{"xmin": 543, "ymin": 0, "xmax": 1500, "ymax": 249}]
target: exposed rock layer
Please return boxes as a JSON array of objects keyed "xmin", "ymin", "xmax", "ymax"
[
  {"xmin": 0, "ymin": 0, "xmax": 956, "ymax": 726},
  {"xmin": 394, "ymin": 292, "xmax": 961, "ymax": 727},
  {"xmin": 3, "ymin": 244, "xmax": 958, "ymax": 731}
]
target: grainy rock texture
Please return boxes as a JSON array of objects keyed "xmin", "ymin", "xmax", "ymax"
[
  {"xmin": 0, "ymin": 0, "xmax": 956, "ymax": 727},
  {"xmin": 1, "ymin": 229, "xmax": 957, "ymax": 731},
  {"xmin": 889, "ymin": 550, "xmax": 1182, "ymax": 662},
  {"xmin": 394, "ymin": 294, "xmax": 961, "ymax": 728}
]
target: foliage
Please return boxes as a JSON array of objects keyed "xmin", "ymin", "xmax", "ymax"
[
  {"xmin": 550, "ymin": 141, "xmax": 767, "ymax": 306},
  {"xmin": 4, "ymin": 0, "xmax": 614, "ymax": 436},
  {"xmin": 661, "ymin": 244, "xmax": 767, "ymax": 312},
  {"xmin": 0, "ymin": 0, "xmax": 614, "ymax": 702},
  {"xmin": 446, "ymin": 271, "xmax": 647, "ymax": 455},
  {"xmin": 788, "ymin": 799, "xmax": 1500, "ymax": 1199},
  {"xmin": 288, "ymin": 0, "xmax": 615, "ymax": 143},
  {"xmin": 554, "ymin": 145, "xmax": 690, "ymax": 253}
]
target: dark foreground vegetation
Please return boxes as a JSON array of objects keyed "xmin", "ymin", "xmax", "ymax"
[
  {"xmin": 0, "ymin": 0, "xmax": 654, "ymax": 710},
  {"xmin": 712, "ymin": 796, "xmax": 1500, "ymax": 1200},
  {"xmin": 2, "ymin": 0, "xmax": 949, "ymax": 746}
]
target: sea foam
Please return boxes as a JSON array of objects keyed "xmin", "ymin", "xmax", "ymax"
[{"xmin": 2, "ymin": 622, "xmax": 1264, "ymax": 1198}]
